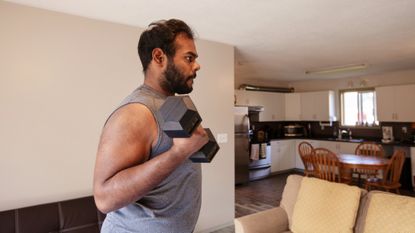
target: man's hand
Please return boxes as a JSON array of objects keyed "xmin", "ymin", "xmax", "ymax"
[{"xmin": 170, "ymin": 125, "xmax": 209, "ymax": 160}]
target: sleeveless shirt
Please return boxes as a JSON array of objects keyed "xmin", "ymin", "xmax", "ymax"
[{"xmin": 101, "ymin": 85, "xmax": 202, "ymax": 233}]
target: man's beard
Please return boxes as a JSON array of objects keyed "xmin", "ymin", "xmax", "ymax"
[{"xmin": 161, "ymin": 61, "xmax": 196, "ymax": 95}]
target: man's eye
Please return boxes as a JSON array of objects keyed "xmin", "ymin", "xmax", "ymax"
[{"xmin": 185, "ymin": 56, "xmax": 194, "ymax": 62}]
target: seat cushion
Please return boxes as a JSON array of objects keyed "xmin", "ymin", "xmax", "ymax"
[
  {"xmin": 291, "ymin": 177, "xmax": 361, "ymax": 233},
  {"xmin": 362, "ymin": 192, "xmax": 415, "ymax": 233}
]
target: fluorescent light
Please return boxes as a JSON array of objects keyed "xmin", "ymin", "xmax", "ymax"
[{"xmin": 305, "ymin": 64, "xmax": 368, "ymax": 75}]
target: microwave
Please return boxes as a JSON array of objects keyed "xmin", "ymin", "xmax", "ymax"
[{"xmin": 284, "ymin": 125, "xmax": 304, "ymax": 137}]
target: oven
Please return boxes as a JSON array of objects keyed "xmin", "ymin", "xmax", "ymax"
[{"xmin": 248, "ymin": 143, "xmax": 271, "ymax": 181}]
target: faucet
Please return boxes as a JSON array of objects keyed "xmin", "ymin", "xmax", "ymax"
[{"xmin": 338, "ymin": 129, "xmax": 342, "ymax": 139}]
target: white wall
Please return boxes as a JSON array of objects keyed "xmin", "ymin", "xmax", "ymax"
[
  {"xmin": 0, "ymin": 2, "xmax": 235, "ymax": 232},
  {"xmin": 287, "ymin": 69, "xmax": 415, "ymax": 92}
]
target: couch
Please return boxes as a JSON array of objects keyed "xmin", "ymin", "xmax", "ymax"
[
  {"xmin": 235, "ymin": 175, "xmax": 415, "ymax": 233},
  {"xmin": 0, "ymin": 196, "xmax": 105, "ymax": 233}
]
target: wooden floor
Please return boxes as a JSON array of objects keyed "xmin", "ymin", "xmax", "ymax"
[{"xmin": 211, "ymin": 170, "xmax": 415, "ymax": 233}]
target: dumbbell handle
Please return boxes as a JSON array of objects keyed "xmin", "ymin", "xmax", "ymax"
[{"xmin": 189, "ymin": 128, "xmax": 219, "ymax": 163}]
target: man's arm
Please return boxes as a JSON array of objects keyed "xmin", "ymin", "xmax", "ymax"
[{"xmin": 93, "ymin": 103, "xmax": 208, "ymax": 213}]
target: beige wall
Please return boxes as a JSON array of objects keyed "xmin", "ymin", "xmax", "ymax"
[{"xmin": 0, "ymin": 2, "xmax": 234, "ymax": 232}]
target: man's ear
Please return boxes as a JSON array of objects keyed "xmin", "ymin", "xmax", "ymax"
[{"xmin": 152, "ymin": 48, "xmax": 166, "ymax": 65}]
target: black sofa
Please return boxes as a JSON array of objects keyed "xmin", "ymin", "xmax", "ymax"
[{"xmin": 0, "ymin": 196, "xmax": 105, "ymax": 233}]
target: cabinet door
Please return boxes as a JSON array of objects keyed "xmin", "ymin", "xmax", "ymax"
[
  {"xmin": 278, "ymin": 140, "xmax": 295, "ymax": 171},
  {"xmin": 271, "ymin": 140, "xmax": 295, "ymax": 172},
  {"xmin": 376, "ymin": 86, "xmax": 395, "ymax": 122},
  {"xmin": 235, "ymin": 90, "xmax": 248, "ymax": 105},
  {"xmin": 300, "ymin": 91, "xmax": 335, "ymax": 121},
  {"xmin": 271, "ymin": 141, "xmax": 281, "ymax": 172},
  {"xmin": 300, "ymin": 92, "xmax": 316, "ymax": 120},
  {"xmin": 394, "ymin": 85, "xmax": 415, "ymax": 122},
  {"xmin": 319, "ymin": 141, "xmax": 339, "ymax": 153},
  {"xmin": 295, "ymin": 140, "xmax": 321, "ymax": 169},
  {"xmin": 256, "ymin": 92, "xmax": 285, "ymax": 121},
  {"xmin": 339, "ymin": 142, "xmax": 359, "ymax": 154},
  {"xmin": 285, "ymin": 93, "xmax": 301, "ymax": 120},
  {"xmin": 313, "ymin": 91, "xmax": 331, "ymax": 121}
]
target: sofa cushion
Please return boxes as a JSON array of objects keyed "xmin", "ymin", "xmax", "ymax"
[
  {"xmin": 280, "ymin": 174, "xmax": 304, "ymax": 228},
  {"xmin": 291, "ymin": 177, "xmax": 361, "ymax": 233},
  {"xmin": 361, "ymin": 191, "xmax": 415, "ymax": 233}
]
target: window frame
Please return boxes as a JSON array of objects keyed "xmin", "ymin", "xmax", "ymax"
[{"xmin": 339, "ymin": 88, "xmax": 379, "ymax": 128}]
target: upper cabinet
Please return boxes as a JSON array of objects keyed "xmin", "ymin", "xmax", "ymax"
[
  {"xmin": 376, "ymin": 84, "xmax": 415, "ymax": 122},
  {"xmin": 235, "ymin": 90, "xmax": 285, "ymax": 121},
  {"xmin": 236, "ymin": 89, "xmax": 336, "ymax": 122},
  {"xmin": 300, "ymin": 91, "xmax": 336, "ymax": 121},
  {"xmin": 285, "ymin": 93, "xmax": 301, "ymax": 121}
]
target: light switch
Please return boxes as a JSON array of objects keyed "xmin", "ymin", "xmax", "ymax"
[{"xmin": 217, "ymin": 133, "xmax": 228, "ymax": 143}]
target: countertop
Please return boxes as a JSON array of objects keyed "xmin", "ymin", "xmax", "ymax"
[{"xmin": 270, "ymin": 137, "xmax": 415, "ymax": 147}]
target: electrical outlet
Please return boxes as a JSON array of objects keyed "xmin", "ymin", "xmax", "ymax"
[{"xmin": 217, "ymin": 133, "xmax": 228, "ymax": 143}]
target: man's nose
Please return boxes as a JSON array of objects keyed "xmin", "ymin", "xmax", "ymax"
[{"xmin": 194, "ymin": 62, "xmax": 201, "ymax": 72}]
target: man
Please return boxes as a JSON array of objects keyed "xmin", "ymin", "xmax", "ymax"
[{"xmin": 93, "ymin": 19, "xmax": 208, "ymax": 233}]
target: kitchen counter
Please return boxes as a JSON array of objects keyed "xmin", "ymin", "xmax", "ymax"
[{"xmin": 270, "ymin": 137, "xmax": 415, "ymax": 147}]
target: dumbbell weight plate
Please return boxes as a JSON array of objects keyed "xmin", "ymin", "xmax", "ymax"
[{"xmin": 159, "ymin": 96, "xmax": 202, "ymax": 137}]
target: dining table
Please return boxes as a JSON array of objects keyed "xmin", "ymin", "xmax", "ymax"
[
  {"xmin": 336, "ymin": 153, "xmax": 390, "ymax": 186},
  {"xmin": 337, "ymin": 153, "xmax": 390, "ymax": 171}
]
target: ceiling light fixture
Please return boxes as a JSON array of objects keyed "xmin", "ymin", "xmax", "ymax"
[{"xmin": 305, "ymin": 63, "xmax": 368, "ymax": 75}]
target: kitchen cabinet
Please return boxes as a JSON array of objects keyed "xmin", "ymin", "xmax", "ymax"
[
  {"xmin": 271, "ymin": 140, "xmax": 296, "ymax": 172},
  {"xmin": 319, "ymin": 141, "xmax": 359, "ymax": 154},
  {"xmin": 294, "ymin": 140, "xmax": 321, "ymax": 169},
  {"xmin": 300, "ymin": 91, "xmax": 336, "ymax": 121},
  {"xmin": 235, "ymin": 90, "xmax": 257, "ymax": 106},
  {"xmin": 235, "ymin": 90, "xmax": 285, "ymax": 121},
  {"xmin": 285, "ymin": 93, "xmax": 301, "ymax": 121},
  {"xmin": 376, "ymin": 84, "xmax": 415, "ymax": 122}
]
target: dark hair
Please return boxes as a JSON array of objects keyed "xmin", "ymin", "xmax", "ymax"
[{"xmin": 138, "ymin": 19, "xmax": 194, "ymax": 73}]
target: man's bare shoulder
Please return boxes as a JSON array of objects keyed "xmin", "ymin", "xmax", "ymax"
[{"xmin": 102, "ymin": 103, "xmax": 157, "ymax": 146}]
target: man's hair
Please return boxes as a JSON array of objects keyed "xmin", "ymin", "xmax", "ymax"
[{"xmin": 138, "ymin": 19, "xmax": 194, "ymax": 73}]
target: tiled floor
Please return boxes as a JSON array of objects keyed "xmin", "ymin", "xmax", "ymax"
[{"xmin": 211, "ymin": 171, "xmax": 415, "ymax": 233}]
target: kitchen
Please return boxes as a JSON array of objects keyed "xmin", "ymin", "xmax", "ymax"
[{"xmin": 234, "ymin": 76, "xmax": 415, "ymax": 191}]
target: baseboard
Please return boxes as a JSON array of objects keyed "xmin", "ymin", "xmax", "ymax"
[{"xmin": 195, "ymin": 220, "xmax": 234, "ymax": 233}]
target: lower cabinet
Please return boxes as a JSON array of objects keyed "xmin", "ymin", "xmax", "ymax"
[{"xmin": 271, "ymin": 140, "xmax": 296, "ymax": 173}]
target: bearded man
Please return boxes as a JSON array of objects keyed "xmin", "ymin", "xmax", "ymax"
[{"xmin": 93, "ymin": 19, "xmax": 208, "ymax": 233}]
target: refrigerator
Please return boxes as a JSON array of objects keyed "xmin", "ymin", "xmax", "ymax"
[{"xmin": 234, "ymin": 106, "xmax": 251, "ymax": 185}]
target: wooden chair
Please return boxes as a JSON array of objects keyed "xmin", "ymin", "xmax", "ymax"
[
  {"xmin": 365, "ymin": 150, "xmax": 405, "ymax": 194},
  {"xmin": 355, "ymin": 142, "xmax": 385, "ymax": 157},
  {"xmin": 298, "ymin": 141, "xmax": 315, "ymax": 177},
  {"xmin": 311, "ymin": 148, "xmax": 341, "ymax": 183},
  {"xmin": 354, "ymin": 142, "xmax": 385, "ymax": 181}
]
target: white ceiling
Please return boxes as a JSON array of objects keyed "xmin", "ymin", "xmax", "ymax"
[{"xmin": 5, "ymin": 0, "xmax": 415, "ymax": 82}]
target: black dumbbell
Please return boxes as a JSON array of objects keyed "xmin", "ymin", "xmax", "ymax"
[{"xmin": 159, "ymin": 95, "xmax": 220, "ymax": 163}]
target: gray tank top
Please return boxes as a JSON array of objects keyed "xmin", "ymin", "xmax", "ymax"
[{"xmin": 101, "ymin": 85, "xmax": 202, "ymax": 233}]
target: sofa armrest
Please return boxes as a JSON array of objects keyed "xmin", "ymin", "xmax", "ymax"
[{"xmin": 234, "ymin": 207, "xmax": 289, "ymax": 233}]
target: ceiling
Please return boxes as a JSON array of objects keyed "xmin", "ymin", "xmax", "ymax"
[{"xmin": 5, "ymin": 0, "xmax": 415, "ymax": 82}]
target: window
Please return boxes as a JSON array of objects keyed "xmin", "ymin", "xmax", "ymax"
[{"xmin": 340, "ymin": 89, "xmax": 378, "ymax": 127}]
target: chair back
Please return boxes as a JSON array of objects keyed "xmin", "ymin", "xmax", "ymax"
[
  {"xmin": 355, "ymin": 142, "xmax": 384, "ymax": 157},
  {"xmin": 298, "ymin": 141, "xmax": 314, "ymax": 176},
  {"xmin": 385, "ymin": 150, "xmax": 405, "ymax": 184},
  {"xmin": 311, "ymin": 148, "xmax": 340, "ymax": 182}
]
